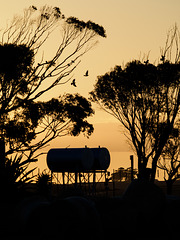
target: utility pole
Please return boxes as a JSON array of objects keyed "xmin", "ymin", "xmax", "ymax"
[{"xmin": 130, "ymin": 155, "xmax": 134, "ymax": 181}]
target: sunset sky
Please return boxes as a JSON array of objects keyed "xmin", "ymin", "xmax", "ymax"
[{"xmin": 1, "ymin": 0, "xmax": 180, "ymax": 175}]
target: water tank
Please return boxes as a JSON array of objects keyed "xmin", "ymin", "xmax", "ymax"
[
  {"xmin": 91, "ymin": 147, "xmax": 110, "ymax": 170},
  {"xmin": 47, "ymin": 148, "xmax": 94, "ymax": 172}
]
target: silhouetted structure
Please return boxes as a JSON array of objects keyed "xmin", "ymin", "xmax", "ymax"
[
  {"xmin": 111, "ymin": 167, "xmax": 138, "ymax": 182},
  {"xmin": 47, "ymin": 147, "xmax": 110, "ymax": 196}
]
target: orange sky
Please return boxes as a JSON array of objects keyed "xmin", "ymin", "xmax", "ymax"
[{"xmin": 1, "ymin": 0, "xmax": 180, "ymax": 176}]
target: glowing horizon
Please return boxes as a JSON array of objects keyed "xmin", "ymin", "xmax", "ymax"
[{"xmin": 0, "ymin": 0, "xmax": 180, "ymax": 176}]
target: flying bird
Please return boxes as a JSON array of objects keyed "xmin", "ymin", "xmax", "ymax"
[
  {"xmin": 71, "ymin": 79, "xmax": 77, "ymax": 87},
  {"xmin": 31, "ymin": 5, "xmax": 37, "ymax": 10},
  {"xmin": 84, "ymin": 70, "xmax": 89, "ymax": 77}
]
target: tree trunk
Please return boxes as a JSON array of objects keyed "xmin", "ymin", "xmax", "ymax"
[
  {"xmin": 151, "ymin": 159, "xmax": 158, "ymax": 183},
  {"xmin": 138, "ymin": 156, "xmax": 150, "ymax": 181},
  {"xmin": 166, "ymin": 180, "xmax": 173, "ymax": 195},
  {"xmin": 0, "ymin": 138, "xmax": 5, "ymax": 169}
]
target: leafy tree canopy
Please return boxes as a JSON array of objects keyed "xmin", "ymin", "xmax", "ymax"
[
  {"xmin": 66, "ymin": 17, "xmax": 106, "ymax": 37},
  {"xmin": 90, "ymin": 59, "xmax": 180, "ymax": 181}
]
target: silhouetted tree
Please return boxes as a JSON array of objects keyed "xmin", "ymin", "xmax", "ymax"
[
  {"xmin": 0, "ymin": 5, "xmax": 106, "ymax": 195},
  {"xmin": 158, "ymin": 124, "xmax": 180, "ymax": 194},
  {"xmin": 90, "ymin": 26, "xmax": 180, "ymax": 182}
]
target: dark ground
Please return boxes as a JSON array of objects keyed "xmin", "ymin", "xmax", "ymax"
[{"xmin": 0, "ymin": 180, "xmax": 180, "ymax": 240}]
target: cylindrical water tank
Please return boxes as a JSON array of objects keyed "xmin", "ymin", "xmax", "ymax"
[
  {"xmin": 47, "ymin": 148, "xmax": 94, "ymax": 172},
  {"xmin": 91, "ymin": 147, "xmax": 110, "ymax": 170}
]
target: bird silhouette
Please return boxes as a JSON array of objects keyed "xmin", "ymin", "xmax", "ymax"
[
  {"xmin": 71, "ymin": 79, "xmax": 77, "ymax": 87},
  {"xmin": 144, "ymin": 60, "xmax": 149, "ymax": 65},
  {"xmin": 84, "ymin": 70, "xmax": 89, "ymax": 77},
  {"xmin": 160, "ymin": 55, "xmax": 165, "ymax": 62},
  {"xmin": 31, "ymin": 5, "xmax": 37, "ymax": 10}
]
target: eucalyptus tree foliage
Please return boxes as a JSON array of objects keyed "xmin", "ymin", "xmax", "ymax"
[
  {"xmin": 0, "ymin": 5, "xmax": 106, "ymax": 101},
  {"xmin": 90, "ymin": 26, "xmax": 180, "ymax": 182}
]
